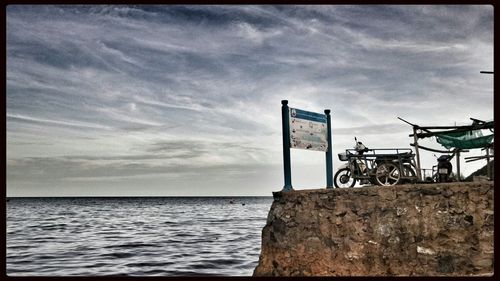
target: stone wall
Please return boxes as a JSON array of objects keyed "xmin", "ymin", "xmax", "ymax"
[{"xmin": 253, "ymin": 182, "xmax": 494, "ymax": 276}]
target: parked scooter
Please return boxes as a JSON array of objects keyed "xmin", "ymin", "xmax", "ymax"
[
  {"xmin": 334, "ymin": 138, "xmax": 369, "ymax": 188},
  {"xmin": 436, "ymin": 154, "xmax": 453, "ymax": 182},
  {"xmin": 425, "ymin": 154, "xmax": 454, "ymax": 183}
]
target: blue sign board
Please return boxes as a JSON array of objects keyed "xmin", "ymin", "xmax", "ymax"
[
  {"xmin": 289, "ymin": 108, "xmax": 328, "ymax": 152},
  {"xmin": 281, "ymin": 100, "xmax": 333, "ymax": 191},
  {"xmin": 290, "ymin": 108, "xmax": 327, "ymax": 123}
]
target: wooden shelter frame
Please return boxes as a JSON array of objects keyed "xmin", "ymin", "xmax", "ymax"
[{"xmin": 398, "ymin": 117, "xmax": 494, "ymax": 181}]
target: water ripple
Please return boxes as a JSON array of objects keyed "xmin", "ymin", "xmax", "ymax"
[{"xmin": 7, "ymin": 197, "xmax": 272, "ymax": 276}]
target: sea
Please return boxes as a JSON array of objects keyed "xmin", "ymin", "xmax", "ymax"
[{"xmin": 6, "ymin": 196, "xmax": 274, "ymax": 276}]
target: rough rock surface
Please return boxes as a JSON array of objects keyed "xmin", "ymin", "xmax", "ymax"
[{"xmin": 253, "ymin": 182, "xmax": 494, "ymax": 276}]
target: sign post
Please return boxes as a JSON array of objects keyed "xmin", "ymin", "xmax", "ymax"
[
  {"xmin": 325, "ymin": 109, "xmax": 333, "ymax": 188},
  {"xmin": 281, "ymin": 100, "xmax": 293, "ymax": 191},
  {"xmin": 281, "ymin": 100, "xmax": 333, "ymax": 191}
]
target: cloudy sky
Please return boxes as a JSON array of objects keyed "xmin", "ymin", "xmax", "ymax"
[{"xmin": 7, "ymin": 5, "xmax": 493, "ymax": 196}]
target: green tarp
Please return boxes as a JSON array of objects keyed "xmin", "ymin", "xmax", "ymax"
[{"xmin": 436, "ymin": 129, "xmax": 494, "ymax": 149}]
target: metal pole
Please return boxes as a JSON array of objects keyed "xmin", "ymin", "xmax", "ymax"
[
  {"xmin": 325, "ymin": 109, "xmax": 333, "ymax": 188},
  {"xmin": 456, "ymin": 150, "xmax": 461, "ymax": 181},
  {"xmin": 413, "ymin": 126, "xmax": 422, "ymax": 181},
  {"xmin": 281, "ymin": 100, "xmax": 293, "ymax": 191},
  {"xmin": 486, "ymin": 148, "xmax": 491, "ymax": 180},
  {"xmin": 491, "ymin": 148, "xmax": 494, "ymax": 181}
]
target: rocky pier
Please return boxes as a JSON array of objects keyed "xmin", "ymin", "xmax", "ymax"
[{"xmin": 253, "ymin": 182, "xmax": 494, "ymax": 276}]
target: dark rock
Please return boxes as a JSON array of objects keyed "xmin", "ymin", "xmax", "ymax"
[
  {"xmin": 464, "ymin": 214, "xmax": 473, "ymax": 225},
  {"xmin": 421, "ymin": 188, "xmax": 441, "ymax": 195},
  {"xmin": 437, "ymin": 254, "xmax": 455, "ymax": 273}
]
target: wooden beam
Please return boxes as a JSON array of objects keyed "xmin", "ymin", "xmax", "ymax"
[
  {"xmin": 409, "ymin": 143, "xmax": 455, "ymax": 154},
  {"xmin": 464, "ymin": 156, "xmax": 490, "ymax": 160},
  {"xmin": 486, "ymin": 148, "xmax": 491, "ymax": 180},
  {"xmin": 397, "ymin": 117, "xmax": 416, "ymax": 127},
  {"xmin": 470, "ymin": 117, "xmax": 486, "ymax": 124},
  {"xmin": 412, "ymin": 123, "xmax": 494, "ymax": 138},
  {"xmin": 412, "ymin": 127, "xmax": 422, "ymax": 180},
  {"xmin": 398, "ymin": 117, "xmax": 432, "ymax": 133},
  {"xmin": 416, "ymin": 125, "xmax": 477, "ymax": 130},
  {"xmin": 465, "ymin": 157, "xmax": 490, "ymax": 163}
]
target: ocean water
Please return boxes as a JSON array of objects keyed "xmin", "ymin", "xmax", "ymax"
[{"xmin": 6, "ymin": 197, "xmax": 273, "ymax": 276}]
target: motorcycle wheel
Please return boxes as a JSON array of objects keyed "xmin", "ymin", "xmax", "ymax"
[
  {"xmin": 375, "ymin": 163, "xmax": 401, "ymax": 186},
  {"xmin": 334, "ymin": 168, "xmax": 356, "ymax": 188}
]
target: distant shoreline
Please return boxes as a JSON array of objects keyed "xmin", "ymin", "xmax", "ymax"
[{"xmin": 6, "ymin": 196, "xmax": 274, "ymax": 199}]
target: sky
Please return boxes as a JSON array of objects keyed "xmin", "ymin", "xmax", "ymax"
[{"xmin": 6, "ymin": 5, "xmax": 494, "ymax": 196}]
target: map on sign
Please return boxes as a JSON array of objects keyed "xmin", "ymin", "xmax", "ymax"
[{"xmin": 289, "ymin": 107, "xmax": 328, "ymax": 152}]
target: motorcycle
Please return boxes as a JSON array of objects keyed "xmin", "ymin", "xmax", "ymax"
[
  {"xmin": 334, "ymin": 137, "xmax": 418, "ymax": 188},
  {"xmin": 424, "ymin": 154, "xmax": 454, "ymax": 183}
]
